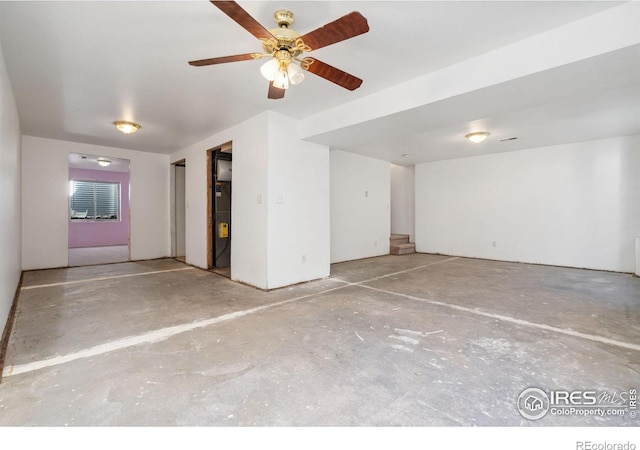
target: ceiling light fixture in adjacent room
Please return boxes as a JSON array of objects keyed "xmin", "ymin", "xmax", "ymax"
[
  {"xmin": 114, "ymin": 121, "xmax": 140, "ymax": 134},
  {"xmin": 465, "ymin": 131, "xmax": 490, "ymax": 143},
  {"xmin": 97, "ymin": 158, "xmax": 111, "ymax": 167}
]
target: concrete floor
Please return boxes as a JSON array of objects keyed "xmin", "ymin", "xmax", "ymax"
[{"xmin": 0, "ymin": 254, "xmax": 638, "ymax": 426}]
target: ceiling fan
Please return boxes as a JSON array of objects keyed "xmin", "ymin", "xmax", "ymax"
[{"xmin": 189, "ymin": 1, "xmax": 370, "ymax": 99}]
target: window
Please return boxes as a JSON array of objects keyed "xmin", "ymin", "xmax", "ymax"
[{"xmin": 69, "ymin": 180, "xmax": 120, "ymax": 221}]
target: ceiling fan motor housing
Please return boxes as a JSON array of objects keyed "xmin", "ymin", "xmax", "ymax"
[
  {"xmin": 264, "ymin": 11, "xmax": 304, "ymax": 58},
  {"xmin": 274, "ymin": 9, "xmax": 294, "ymax": 27}
]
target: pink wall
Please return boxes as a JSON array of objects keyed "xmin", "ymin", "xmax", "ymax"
[{"xmin": 69, "ymin": 168, "xmax": 129, "ymax": 248}]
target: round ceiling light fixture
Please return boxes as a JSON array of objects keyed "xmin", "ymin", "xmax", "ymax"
[
  {"xmin": 97, "ymin": 158, "xmax": 111, "ymax": 167},
  {"xmin": 465, "ymin": 131, "xmax": 490, "ymax": 143},
  {"xmin": 114, "ymin": 121, "xmax": 140, "ymax": 134}
]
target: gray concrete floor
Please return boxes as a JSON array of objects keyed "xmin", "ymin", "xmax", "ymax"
[{"xmin": 0, "ymin": 254, "xmax": 638, "ymax": 426}]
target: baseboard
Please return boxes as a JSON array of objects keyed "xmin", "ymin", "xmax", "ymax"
[{"xmin": 0, "ymin": 272, "xmax": 23, "ymax": 384}]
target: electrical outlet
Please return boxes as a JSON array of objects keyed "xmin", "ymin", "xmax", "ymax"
[{"xmin": 302, "ymin": 254, "xmax": 306, "ymax": 263}]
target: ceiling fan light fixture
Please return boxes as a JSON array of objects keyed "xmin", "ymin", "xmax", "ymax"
[
  {"xmin": 287, "ymin": 62, "xmax": 305, "ymax": 85},
  {"xmin": 114, "ymin": 121, "xmax": 140, "ymax": 134},
  {"xmin": 465, "ymin": 131, "xmax": 490, "ymax": 143},
  {"xmin": 273, "ymin": 59, "xmax": 289, "ymax": 89},
  {"xmin": 273, "ymin": 69, "xmax": 289, "ymax": 89},
  {"xmin": 260, "ymin": 58, "xmax": 280, "ymax": 81},
  {"xmin": 189, "ymin": 4, "xmax": 369, "ymax": 98}
]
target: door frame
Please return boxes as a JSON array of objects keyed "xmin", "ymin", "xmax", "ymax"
[
  {"xmin": 170, "ymin": 159, "xmax": 186, "ymax": 259},
  {"xmin": 207, "ymin": 142, "xmax": 233, "ymax": 269}
]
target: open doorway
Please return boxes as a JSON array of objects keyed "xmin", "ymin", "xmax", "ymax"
[
  {"xmin": 172, "ymin": 160, "xmax": 186, "ymax": 263},
  {"xmin": 68, "ymin": 153, "xmax": 131, "ymax": 266},
  {"xmin": 208, "ymin": 142, "xmax": 232, "ymax": 278},
  {"xmin": 390, "ymin": 163, "xmax": 416, "ymax": 256}
]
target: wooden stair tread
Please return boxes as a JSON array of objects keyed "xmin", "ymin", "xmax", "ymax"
[
  {"xmin": 390, "ymin": 234, "xmax": 410, "ymax": 245},
  {"xmin": 391, "ymin": 243, "xmax": 415, "ymax": 249}
]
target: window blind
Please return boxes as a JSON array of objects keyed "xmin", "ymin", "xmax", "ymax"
[{"xmin": 70, "ymin": 180, "xmax": 120, "ymax": 220}]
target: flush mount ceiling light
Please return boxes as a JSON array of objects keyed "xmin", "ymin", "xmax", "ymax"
[
  {"xmin": 97, "ymin": 158, "xmax": 111, "ymax": 167},
  {"xmin": 465, "ymin": 131, "xmax": 490, "ymax": 143},
  {"xmin": 114, "ymin": 121, "xmax": 140, "ymax": 134}
]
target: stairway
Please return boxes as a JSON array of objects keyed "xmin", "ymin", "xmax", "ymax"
[{"xmin": 390, "ymin": 234, "xmax": 416, "ymax": 255}]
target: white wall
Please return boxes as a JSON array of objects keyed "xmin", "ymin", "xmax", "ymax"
[
  {"xmin": 229, "ymin": 114, "xmax": 270, "ymax": 288},
  {"xmin": 21, "ymin": 137, "xmax": 68, "ymax": 269},
  {"xmin": 267, "ymin": 112, "xmax": 330, "ymax": 288},
  {"xmin": 171, "ymin": 112, "xmax": 270, "ymax": 287},
  {"xmin": 171, "ymin": 111, "xmax": 330, "ymax": 290},
  {"xmin": 0, "ymin": 42, "xmax": 21, "ymax": 333},
  {"xmin": 22, "ymin": 136, "xmax": 170, "ymax": 270},
  {"xmin": 390, "ymin": 164, "xmax": 415, "ymax": 242},
  {"xmin": 415, "ymin": 135, "xmax": 640, "ymax": 273},
  {"xmin": 330, "ymin": 150, "xmax": 390, "ymax": 263}
]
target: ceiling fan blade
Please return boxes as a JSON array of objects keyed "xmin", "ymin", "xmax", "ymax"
[
  {"xmin": 210, "ymin": 1, "xmax": 274, "ymax": 41},
  {"xmin": 298, "ymin": 11, "xmax": 369, "ymax": 51},
  {"xmin": 303, "ymin": 58, "xmax": 363, "ymax": 91},
  {"xmin": 189, "ymin": 53, "xmax": 262, "ymax": 67},
  {"xmin": 268, "ymin": 82, "xmax": 285, "ymax": 99}
]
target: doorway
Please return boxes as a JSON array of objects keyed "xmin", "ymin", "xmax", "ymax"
[
  {"xmin": 208, "ymin": 143, "xmax": 232, "ymax": 278},
  {"xmin": 172, "ymin": 160, "xmax": 187, "ymax": 263},
  {"xmin": 68, "ymin": 153, "xmax": 131, "ymax": 266}
]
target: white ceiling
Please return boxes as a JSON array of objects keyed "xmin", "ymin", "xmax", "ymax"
[
  {"xmin": 307, "ymin": 45, "xmax": 640, "ymax": 164},
  {"xmin": 0, "ymin": 1, "xmax": 637, "ymax": 164},
  {"xmin": 69, "ymin": 152, "xmax": 130, "ymax": 172}
]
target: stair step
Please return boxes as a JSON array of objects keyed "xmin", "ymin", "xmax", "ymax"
[
  {"xmin": 390, "ymin": 234, "xmax": 410, "ymax": 245},
  {"xmin": 390, "ymin": 243, "xmax": 416, "ymax": 255}
]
